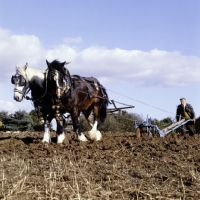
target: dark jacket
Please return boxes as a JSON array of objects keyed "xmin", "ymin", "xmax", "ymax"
[{"xmin": 176, "ymin": 103, "xmax": 195, "ymax": 121}]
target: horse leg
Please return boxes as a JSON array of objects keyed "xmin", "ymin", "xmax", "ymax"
[
  {"xmin": 88, "ymin": 120, "xmax": 102, "ymax": 141},
  {"xmin": 88, "ymin": 106, "xmax": 102, "ymax": 141},
  {"xmin": 42, "ymin": 120, "xmax": 51, "ymax": 143},
  {"xmin": 71, "ymin": 109, "xmax": 88, "ymax": 141},
  {"xmin": 42, "ymin": 114, "xmax": 53, "ymax": 143},
  {"xmin": 55, "ymin": 110, "xmax": 66, "ymax": 143},
  {"xmin": 35, "ymin": 107, "xmax": 50, "ymax": 143},
  {"xmin": 56, "ymin": 119, "xmax": 66, "ymax": 143},
  {"xmin": 83, "ymin": 109, "xmax": 94, "ymax": 127}
]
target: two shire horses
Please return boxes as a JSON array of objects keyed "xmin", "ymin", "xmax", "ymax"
[
  {"xmin": 11, "ymin": 61, "xmax": 109, "ymax": 143},
  {"xmin": 46, "ymin": 60, "xmax": 109, "ymax": 143}
]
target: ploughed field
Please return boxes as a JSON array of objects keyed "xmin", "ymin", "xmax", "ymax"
[{"xmin": 0, "ymin": 131, "xmax": 200, "ymax": 199}]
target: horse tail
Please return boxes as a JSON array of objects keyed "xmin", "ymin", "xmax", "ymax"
[{"xmin": 99, "ymin": 86, "xmax": 109, "ymax": 123}]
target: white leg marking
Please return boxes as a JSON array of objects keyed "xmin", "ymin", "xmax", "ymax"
[
  {"xmin": 42, "ymin": 126, "xmax": 51, "ymax": 143},
  {"xmin": 96, "ymin": 130, "xmax": 102, "ymax": 141},
  {"xmin": 78, "ymin": 133, "xmax": 88, "ymax": 141},
  {"xmin": 57, "ymin": 132, "xmax": 66, "ymax": 143},
  {"xmin": 89, "ymin": 122, "xmax": 94, "ymax": 127},
  {"xmin": 88, "ymin": 121, "xmax": 102, "ymax": 141}
]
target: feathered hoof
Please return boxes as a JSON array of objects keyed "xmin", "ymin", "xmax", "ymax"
[
  {"xmin": 42, "ymin": 138, "xmax": 51, "ymax": 143},
  {"xmin": 78, "ymin": 133, "xmax": 88, "ymax": 141},
  {"xmin": 88, "ymin": 130, "xmax": 102, "ymax": 141},
  {"xmin": 57, "ymin": 132, "xmax": 66, "ymax": 143}
]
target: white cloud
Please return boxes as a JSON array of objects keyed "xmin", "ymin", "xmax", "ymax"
[
  {"xmin": 1, "ymin": 28, "xmax": 200, "ymax": 88},
  {"xmin": 70, "ymin": 47, "xmax": 200, "ymax": 87},
  {"xmin": 0, "ymin": 100, "xmax": 16, "ymax": 113},
  {"xmin": 46, "ymin": 44, "xmax": 77, "ymax": 62},
  {"xmin": 0, "ymin": 28, "xmax": 45, "ymax": 80}
]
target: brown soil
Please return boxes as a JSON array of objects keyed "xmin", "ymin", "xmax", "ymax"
[{"xmin": 0, "ymin": 131, "xmax": 200, "ymax": 199}]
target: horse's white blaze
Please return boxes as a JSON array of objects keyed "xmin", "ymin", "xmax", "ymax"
[
  {"xmin": 88, "ymin": 120, "xmax": 102, "ymax": 141},
  {"xmin": 14, "ymin": 85, "xmax": 24, "ymax": 102},
  {"xmin": 78, "ymin": 133, "xmax": 88, "ymax": 141},
  {"xmin": 57, "ymin": 132, "xmax": 66, "ymax": 143},
  {"xmin": 42, "ymin": 126, "xmax": 51, "ymax": 143}
]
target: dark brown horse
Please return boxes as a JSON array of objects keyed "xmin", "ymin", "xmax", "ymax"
[{"xmin": 46, "ymin": 60, "xmax": 109, "ymax": 142}]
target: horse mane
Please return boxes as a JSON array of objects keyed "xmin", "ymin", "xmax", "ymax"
[
  {"xmin": 50, "ymin": 60, "xmax": 66, "ymax": 75},
  {"xmin": 16, "ymin": 65, "xmax": 45, "ymax": 88}
]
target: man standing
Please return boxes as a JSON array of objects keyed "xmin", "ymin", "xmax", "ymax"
[{"xmin": 176, "ymin": 97, "xmax": 196, "ymax": 136}]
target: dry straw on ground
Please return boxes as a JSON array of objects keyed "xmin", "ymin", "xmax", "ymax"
[{"xmin": 0, "ymin": 131, "xmax": 200, "ymax": 199}]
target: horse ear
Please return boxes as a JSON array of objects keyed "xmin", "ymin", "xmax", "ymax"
[
  {"xmin": 25, "ymin": 63, "xmax": 28, "ymax": 70},
  {"xmin": 61, "ymin": 62, "xmax": 67, "ymax": 74},
  {"xmin": 64, "ymin": 61, "xmax": 71, "ymax": 70},
  {"xmin": 46, "ymin": 60, "xmax": 51, "ymax": 69}
]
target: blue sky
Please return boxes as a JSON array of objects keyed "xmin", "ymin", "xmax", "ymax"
[{"xmin": 0, "ymin": 0, "xmax": 200, "ymax": 122}]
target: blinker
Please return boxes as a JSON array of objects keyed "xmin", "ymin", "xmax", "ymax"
[
  {"xmin": 11, "ymin": 75, "xmax": 15, "ymax": 84},
  {"xmin": 11, "ymin": 74, "xmax": 26, "ymax": 86}
]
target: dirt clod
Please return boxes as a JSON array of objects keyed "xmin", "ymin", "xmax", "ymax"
[{"xmin": 0, "ymin": 131, "xmax": 200, "ymax": 199}]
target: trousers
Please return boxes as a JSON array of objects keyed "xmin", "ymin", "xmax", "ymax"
[{"xmin": 180, "ymin": 120, "xmax": 195, "ymax": 136}]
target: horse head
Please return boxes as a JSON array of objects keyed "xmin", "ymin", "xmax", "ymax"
[
  {"xmin": 46, "ymin": 60, "xmax": 71, "ymax": 99},
  {"xmin": 11, "ymin": 63, "xmax": 30, "ymax": 102}
]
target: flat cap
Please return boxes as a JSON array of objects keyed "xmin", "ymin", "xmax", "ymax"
[{"xmin": 180, "ymin": 97, "xmax": 186, "ymax": 100}]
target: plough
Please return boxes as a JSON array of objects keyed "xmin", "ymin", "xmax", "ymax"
[
  {"xmin": 64, "ymin": 99, "xmax": 190, "ymax": 137},
  {"xmin": 107, "ymin": 100, "xmax": 135, "ymax": 115},
  {"xmin": 134, "ymin": 115, "xmax": 191, "ymax": 137}
]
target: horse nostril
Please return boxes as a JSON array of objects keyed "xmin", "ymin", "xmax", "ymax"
[{"xmin": 14, "ymin": 96, "xmax": 19, "ymax": 101}]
